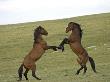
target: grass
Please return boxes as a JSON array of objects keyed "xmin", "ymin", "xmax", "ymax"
[{"xmin": 0, "ymin": 12, "xmax": 110, "ymax": 82}]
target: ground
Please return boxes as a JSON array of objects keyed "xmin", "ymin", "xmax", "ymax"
[{"xmin": 0, "ymin": 13, "xmax": 110, "ymax": 82}]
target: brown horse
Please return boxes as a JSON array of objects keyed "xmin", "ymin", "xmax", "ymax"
[
  {"xmin": 18, "ymin": 26, "xmax": 57, "ymax": 81},
  {"xmin": 58, "ymin": 22, "xmax": 96, "ymax": 75}
]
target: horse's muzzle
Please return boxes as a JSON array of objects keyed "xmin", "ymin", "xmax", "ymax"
[
  {"xmin": 65, "ymin": 27, "xmax": 69, "ymax": 33},
  {"xmin": 45, "ymin": 32, "xmax": 48, "ymax": 36},
  {"xmin": 66, "ymin": 29, "xmax": 69, "ymax": 33}
]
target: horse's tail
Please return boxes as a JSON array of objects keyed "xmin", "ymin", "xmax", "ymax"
[
  {"xmin": 18, "ymin": 64, "xmax": 24, "ymax": 80},
  {"xmin": 89, "ymin": 57, "xmax": 97, "ymax": 73}
]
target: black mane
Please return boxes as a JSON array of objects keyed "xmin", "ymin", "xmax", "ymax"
[
  {"xmin": 34, "ymin": 26, "xmax": 42, "ymax": 43},
  {"xmin": 74, "ymin": 23, "xmax": 83, "ymax": 38}
]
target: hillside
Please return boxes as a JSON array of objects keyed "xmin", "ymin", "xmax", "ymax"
[{"xmin": 0, "ymin": 13, "xmax": 110, "ymax": 82}]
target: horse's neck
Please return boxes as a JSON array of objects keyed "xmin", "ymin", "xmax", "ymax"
[
  {"xmin": 38, "ymin": 36, "xmax": 43, "ymax": 40},
  {"xmin": 74, "ymin": 26, "xmax": 82, "ymax": 38},
  {"xmin": 71, "ymin": 28, "xmax": 81, "ymax": 36},
  {"xmin": 34, "ymin": 35, "xmax": 47, "ymax": 50},
  {"xmin": 69, "ymin": 29, "xmax": 81, "ymax": 42},
  {"xmin": 34, "ymin": 35, "xmax": 43, "ymax": 43}
]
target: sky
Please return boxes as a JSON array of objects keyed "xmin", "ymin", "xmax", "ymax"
[{"xmin": 0, "ymin": 0, "xmax": 110, "ymax": 25}]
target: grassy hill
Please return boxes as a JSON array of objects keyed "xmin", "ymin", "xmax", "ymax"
[{"xmin": 0, "ymin": 13, "xmax": 110, "ymax": 82}]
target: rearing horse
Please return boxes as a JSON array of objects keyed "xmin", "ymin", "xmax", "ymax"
[
  {"xmin": 58, "ymin": 22, "xmax": 96, "ymax": 75},
  {"xmin": 18, "ymin": 26, "xmax": 57, "ymax": 81}
]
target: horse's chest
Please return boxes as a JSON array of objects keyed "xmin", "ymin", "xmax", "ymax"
[
  {"xmin": 69, "ymin": 33, "xmax": 81, "ymax": 43},
  {"xmin": 68, "ymin": 36, "xmax": 76, "ymax": 43},
  {"xmin": 40, "ymin": 41, "xmax": 47, "ymax": 49}
]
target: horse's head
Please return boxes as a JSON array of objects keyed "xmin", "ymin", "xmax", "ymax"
[
  {"xmin": 66, "ymin": 22, "xmax": 74, "ymax": 33},
  {"xmin": 34, "ymin": 26, "xmax": 48, "ymax": 36},
  {"xmin": 66, "ymin": 22, "xmax": 80, "ymax": 33},
  {"xmin": 66, "ymin": 22, "xmax": 83, "ymax": 38}
]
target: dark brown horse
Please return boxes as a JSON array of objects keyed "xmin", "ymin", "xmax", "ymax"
[
  {"xmin": 58, "ymin": 22, "xmax": 96, "ymax": 75},
  {"xmin": 18, "ymin": 26, "xmax": 57, "ymax": 81}
]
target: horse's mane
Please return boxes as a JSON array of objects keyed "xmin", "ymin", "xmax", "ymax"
[
  {"xmin": 34, "ymin": 26, "xmax": 42, "ymax": 43},
  {"xmin": 70, "ymin": 22, "xmax": 83, "ymax": 38}
]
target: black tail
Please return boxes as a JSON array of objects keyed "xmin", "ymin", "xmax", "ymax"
[
  {"xmin": 18, "ymin": 64, "xmax": 24, "ymax": 80},
  {"xmin": 89, "ymin": 57, "xmax": 97, "ymax": 73}
]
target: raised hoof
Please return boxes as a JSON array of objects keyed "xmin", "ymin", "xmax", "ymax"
[
  {"xmin": 57, "ymin": 46, "xmax": 64, "ymax": 52},
  {"xmin": 61, "ymin": 47, "xmax": 64, "ymax": 52}
]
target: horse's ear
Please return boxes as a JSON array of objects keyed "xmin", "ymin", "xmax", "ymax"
[
  {"xmin": 38, "ymin": 26, "xmax": 42, "ymax": 29},
  {"xmin": 35, "ymin": 26, "xmax": 41, "ymax": 31}
]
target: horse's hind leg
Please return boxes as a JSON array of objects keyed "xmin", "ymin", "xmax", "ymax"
[
  {"xmin": 76, "ymin": 66, "xmax": 83, "ymax": 75},
  {"xmin": 76, "ymin": 58, "xmax": 84, "ymax": 75},
  {"xmin": 24, "ymin": 68, "xmax": 29, "ymax": 80},
  {"xmin": 18, "ymin": 64, "xmax": 23, "ymax": 81},
  {"xmin": 32, "ymin": 64, "xmax": 41, "ymax": 80},
  {"xmin": 83, "ymin": 65, "xmax": 87, "ymax": 74}
]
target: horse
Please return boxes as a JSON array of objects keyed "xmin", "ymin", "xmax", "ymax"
[
  {"xmin": 18, "ymin": 26, "xmax": 58, "ymax": 81},
  {"xmin": 58, "ymin": 22, "xmax": 96, "ymax": 75}
]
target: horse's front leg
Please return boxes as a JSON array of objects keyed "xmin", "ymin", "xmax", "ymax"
[
  {"xmin": 58, "ymin": 38, "xmax": 69, "ymax": 51},
  {"xmin": 32, "ymin": 64, "xmax": 41, "ymax": 80},
  {"xmin": 46, "ymin": 46, "xmax": 58, "ymax": 51}
]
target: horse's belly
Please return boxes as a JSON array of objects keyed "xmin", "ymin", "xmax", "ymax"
[
  {"xmin": 69, "ymin": 43, "xmax": 84, "ymax": 55},
  {"xmin": 34, "ymin": 51, "xmax": 45, "ymax": 61},
  {"xmin": 23, "ymin": 57, "xmax": 34, "ymax": 69},
  {"xmin": 23, "ymin": 48, "xmax": 45, "ymax": 69},
  {"xmin": 29, "ymin": 49, "xmax": 45, "ymax": 61}
]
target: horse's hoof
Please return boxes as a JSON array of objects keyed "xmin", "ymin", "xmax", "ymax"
[
  {"xmin": 62, "ymin": 49, "xmax": 64, "ymax": 52},
  {"xmin": 94, "ymin": 70, "xmax": 97, "ymax": 73},
  {"xmin": 83, "ymin": 73, "xmax": 86, "ymax": 75},
  {"xmin": 57, "ymin": 46, "xmax": 64, "ymax": 52},
  {"xmin": 75, "ymin": 72, "xmax": 79, "ymax": 75},
  {"xmin": 61, "ymin": 46, "xmax": 64, "ymax": 52},
  {"xmin": 37, "ymin": 78, "xmax": 41, "ymax": 80},
  {"xmin": 17, "ymin": 77, "xmax": 22, "ymax": 81},
  {"xmin": 26, "ymin": 78, "xmax": 29, "ymax": 80},
  {"xmin": 17, "ymin": 79, "xmax": 22, "ymax": 81},
  {"xmin": 36, "ymin": 77, "xmax": 41, "ymax": 80}
]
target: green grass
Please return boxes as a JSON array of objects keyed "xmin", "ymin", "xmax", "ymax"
[{"xmin": 0, "ymin": 12, "xmax": 110, "ymax": 82}]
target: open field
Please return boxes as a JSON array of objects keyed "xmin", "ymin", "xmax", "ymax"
[{"xmin": 0, "ymin": 13, "xmax": 110, "ymax": 82}]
